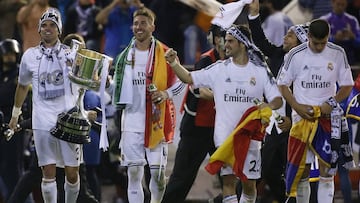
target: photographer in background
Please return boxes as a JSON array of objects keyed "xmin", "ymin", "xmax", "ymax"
[{"xmin": 0, "ymin": 38, "xmax": 31, "ymax": 201}]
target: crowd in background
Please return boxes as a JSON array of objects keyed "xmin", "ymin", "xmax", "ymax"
[{"xmin": 2, "ymin": 0, "xmax": 360, "ymax": 65}]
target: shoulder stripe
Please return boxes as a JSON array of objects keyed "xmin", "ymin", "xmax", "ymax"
[
  {"xmin": 203, "ymin": 60, "xmax": 224, "ymax": 70},
  {"xmin": 327, "ymin": 42, "xmax": 343, "ymax": 51},
  {"xmin": 282, "ymin": 43, "xmax": 307, "ymax": 71},
  {"xmin": 171, "ymin": 82, "xmax": 186, "ymax": 96},
  {"xmin": 327, "ymin": 43, "xmax": 351, "ymax": 69}
]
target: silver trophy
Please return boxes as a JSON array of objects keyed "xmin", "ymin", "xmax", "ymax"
[{"xmin": 51, "ymin": 40, "xmax": 112, "ymax": 144}]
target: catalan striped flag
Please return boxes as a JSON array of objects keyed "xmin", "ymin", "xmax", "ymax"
[{"xmin": 286, "ymin": 106, "xmax": 333, "ymax": 196}]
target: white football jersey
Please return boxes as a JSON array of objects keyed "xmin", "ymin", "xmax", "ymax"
[
  {"xmin": 277, "ymin": 42, "xmax": 354, "ymax": 119},
  {"xmin": 191, "ymin": 58, "xmax": 281, "ymax": 147},
  {"xmin": 19, "ymin": 46, "xmax": 76, "ymax": 131},
  {"xmin": 122, "ymin": 49, "xmax": 148, "ymax": 133}
]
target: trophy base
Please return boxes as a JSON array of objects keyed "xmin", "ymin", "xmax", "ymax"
[{"xmin": 50, "ymin": 110, "xmax": 91, "ymax": 144}]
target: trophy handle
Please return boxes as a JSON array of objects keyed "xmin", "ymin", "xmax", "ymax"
[{"xmin": 70, "ymin": 39, "xmax": 85, "ymax": 52}]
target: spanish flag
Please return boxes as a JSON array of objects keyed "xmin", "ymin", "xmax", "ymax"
[
  {"xmin": 113, "ymin": 38, "xmax": 177, "ymax": 149},
  {"xmin": 205, "ymin": 106, "xmax": 272, "ymax": 181},
  {"xmin": 144, "ymin": 41, "xmax": 177, "ymax": 149}
]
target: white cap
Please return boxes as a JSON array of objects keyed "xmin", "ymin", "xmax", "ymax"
[{"xmin": 38, "ymin": 8, "xmax": 62, "ymax": 34}]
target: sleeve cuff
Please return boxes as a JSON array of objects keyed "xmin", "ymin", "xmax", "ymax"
[
  {"xmin": 248, "ymin": 14, "xmax": 259, "ymax": 20},
  {"xmin": 166, "ymin": 89, "xmax": 174, "ymax": 99}
]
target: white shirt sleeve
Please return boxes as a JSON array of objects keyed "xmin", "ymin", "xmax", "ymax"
[{"xmin": 166, "ymin": 79, "xmax": 185, "ymax": 98}]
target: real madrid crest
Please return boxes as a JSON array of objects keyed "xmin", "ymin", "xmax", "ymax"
[
  {"xmin": 250, "ymin": 77, "xmax": 256, "ymax": 86},
  {"xmin": 327, "ymin": 62, "xmax": 334, "ymax": 71}
]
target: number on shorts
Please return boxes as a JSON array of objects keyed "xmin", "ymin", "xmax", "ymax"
[{"xmin": 249, "ymin": 160, "xmax": 258, "ymax": 172}]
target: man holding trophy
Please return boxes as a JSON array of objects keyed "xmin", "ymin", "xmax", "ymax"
[{"xmin": 8, "ymin": 8, "xmax": 109, "ymax": 203}]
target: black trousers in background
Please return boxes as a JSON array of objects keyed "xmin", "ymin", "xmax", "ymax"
[
  {"xmin": 162, "ymin": 124, "xmax": 215, "ymax": 203},
  {"xmin": 261, "ymin": 128, "xmax": 288, "ymax": 203},
  {"xmin": 0, "ymin": 131, "xmax": 25, "ymax": 200},
  {"xmin": 7, "ymin": 150, "xmax": 42, "ymax": 203}
]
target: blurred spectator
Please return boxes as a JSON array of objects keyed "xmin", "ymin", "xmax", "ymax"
[
  {"xmin": 312, "ymin": 0, "xmax": 333, "ymax": 19},
  {"xmin": 16, "ymin": 0, "xmax": 52, "ymax": 51},
  {"xmin": 49, "ymin": 0, "xmax": 73, "ymax": 24},
  {"xmin": 261, "ymin": 0, "xmax": 293, "ymax": 46},
  {"xmin": 320, "ymin": 0, "xmax": 360, "ymax": 65},
  {"xmin": 298, "ymin": 0, "xmax": 332, "ymax": 19},
  {"xmin": 64, "ymin": 0, "xmax": 103, "ymax": 51},
  {"xmin": 0, "ymin": 0, "xmax": 26, "ymax": 41},
  {"xmin": 95, "ymin": 0, "xmax": 142, "ymax": 59},
  {"xmin": 149, "ymin": 0, "xmax": 190, "ymax": 63},
  {"xmin": 182, "ymin": 8, "xmax": 212, "ymax": 65}
]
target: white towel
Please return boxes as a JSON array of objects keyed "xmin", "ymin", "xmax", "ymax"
[
  {"xmin": 211, "ymin": 0, "xmax": 253, "ymax": 30},
  {"xmin": 116, "ymin": 51, "xmax": 134, "ymax": 106},
  {"xmin": 99, "ymin": 56, "xmax": 112, "ymax": 151}
]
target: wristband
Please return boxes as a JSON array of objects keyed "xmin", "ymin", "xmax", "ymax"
[
  {"xmin": 248, "ymin": 13, "xmax": 259, "ymax": 20},
  {"xmin": 169, "ymin": 60, "xmax": 178, "ymax": 67},
  {"xmin": 12, "ymin": 106, "xmax": 22, "ymax": 119},
  {"xmin": 326, "ymin": 97, "xmax": 338, "ymax": 108}
]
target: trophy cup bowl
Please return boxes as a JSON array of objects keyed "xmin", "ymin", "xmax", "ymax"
[
  {"xmin": 68, "ymin": 49, "xmax": 104, "ymax": 91},
  {"xmin": 51, "ymin": 40, "xmax": 112, "ymax": 144}
]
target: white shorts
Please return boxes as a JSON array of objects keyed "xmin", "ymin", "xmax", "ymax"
[
  {"xmin": 33, "ymin": 129, "xmax": 81, "ymax": 167},
  {"xmin": 220, "ymin": 140, "xmax": 261, "ymax": 180},
  {"xmin": 306, "ymin": 149, "xmax": 315, "ymax": 164},
  {"xmin": 120, "ymin": 131, "xmax": 168, "ymax": 167}
]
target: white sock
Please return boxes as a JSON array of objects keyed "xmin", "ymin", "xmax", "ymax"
[
  {"xmin": 64, "ymin": 175, "xmax": 80, "ymax": 203},
  {"xmin": 296, "ymin": 178, "xmax": 310, "ymax": 203},
  {"xmin": 41, "ymin": 178, "xmax": 57, "ymax": 203},
  {"xmin": 149, "ymin": 166, "xmax": 166, "ymax": 203},
  {"xmin": 127, "ymin": 166, "xmax": 144, "ymax": 203},
  {"xmin": 239, "ymin": 192, "xmax": 256, "ymax": 203},
  {"xmin": 223, "ymin": 194, "xmax": 238, "ymax": 203},
  {"xmin": 317, "ymin": 176, "xmax": 334, "ymax": 203}
]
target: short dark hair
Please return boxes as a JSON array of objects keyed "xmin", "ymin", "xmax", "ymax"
[
  {"xmin": 236, "ymin": 24, "xmax": 252, "ymax": 42},
  {"xmin": 209, "ymin": 24, "xmax": 226, "ymax": 38},
  {"xmin": 133, "ymin": 7, "xmax": 156, "ymax": 25},
  {"xmin": 309, "ymin": 19, "xmax": 330, "ymax": 39}
]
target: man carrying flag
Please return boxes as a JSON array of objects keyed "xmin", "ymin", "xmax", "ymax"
[
  {"xmin": 277, "ymin": 19, "xmax": 354, "ymax": 203},
  {"xmin": 165, "ymin": 24, "xmax": 282, "ymax": 203}
]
